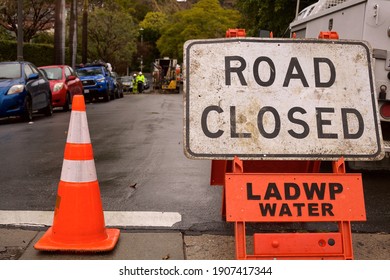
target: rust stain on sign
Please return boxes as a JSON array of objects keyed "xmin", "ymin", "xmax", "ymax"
[{"xmin": 183, "ymin": 38, "xmax": 384, "ymax": 161}]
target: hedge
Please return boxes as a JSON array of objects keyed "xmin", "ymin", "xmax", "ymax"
[{"xmin": 0, "ymin": 40, "xmax": 70, "ymax": 66}]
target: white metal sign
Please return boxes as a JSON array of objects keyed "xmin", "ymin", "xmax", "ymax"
[{"xmin": 184, "ymin": 38, "xmax": 384, "ymax": 160}]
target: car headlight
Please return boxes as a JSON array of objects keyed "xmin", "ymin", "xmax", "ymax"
[
  {"xmin": 96, "ymin": 77, "xmax": 105, "ymax": 83},
  {"xmin": 7, "ymin": 84, "xmax": 24, "ymax": 95},
  {"xmin": 53, "ymin": 82, "xmax": 64, "ymax": 92}
]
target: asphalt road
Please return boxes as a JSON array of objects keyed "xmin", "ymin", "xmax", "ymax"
[{"xmin": 0, "ymin": 92, "xmax": 389, "ymax": 234}]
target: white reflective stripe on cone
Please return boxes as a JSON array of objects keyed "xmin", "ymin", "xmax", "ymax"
[
  {"xmin": 60, "ymin": 159, "xmax": 98, "ymax": 183},
  {"xmin": 66, "ymin": 111, "xmax": 91, "ymax": 144}
]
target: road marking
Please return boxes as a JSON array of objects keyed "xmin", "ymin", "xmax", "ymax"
[{"xmin": 0, "ymin": 211, "xmax": 181, "ymax": 227}]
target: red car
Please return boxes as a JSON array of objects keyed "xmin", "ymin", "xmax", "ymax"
[{"xmin": 39, "ymin": 65, "xmax": 83, "ymax": 111}]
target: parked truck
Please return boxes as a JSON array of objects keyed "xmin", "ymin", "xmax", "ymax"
[
  {"xmin": 152, "ymin": 57, "xmax": 180, "ymax": 93},
  {"xmin": 290, "ymin": 0, "xmax": 390, "ymax": 170},
  {"xmin": 75, "ymin": 63, "xmax": 115, "ymax": 102}
]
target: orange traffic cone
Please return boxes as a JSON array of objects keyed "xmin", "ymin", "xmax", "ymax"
[{"xmin": 34, "ymin": 95, "xmax": 120, "ymax": 251}]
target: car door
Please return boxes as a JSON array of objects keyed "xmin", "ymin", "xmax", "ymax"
[
  {"xmin": 24, "ymin": 64, "xmax": 43, "ymax": 111},
  {"xmin": 30, "ymin": 63, "xmax": 50, "ymax": 110},
  {"xmin": 65, "ymin": 66, "xmax": 82, "ymax": 97}
]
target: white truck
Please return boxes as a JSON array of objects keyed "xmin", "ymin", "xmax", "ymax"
[{"xmin": 290, "ymin": 0, "xmax": 390, "ymax": 170}]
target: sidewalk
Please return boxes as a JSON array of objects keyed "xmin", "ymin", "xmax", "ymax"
[{"xmin": 0, "ymin": 228, "xmax": 389, "ymax": 260}]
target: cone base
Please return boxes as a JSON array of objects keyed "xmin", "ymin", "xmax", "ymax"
[{"xmin": 34, "ymin": 227, "xmax": 120, "ymax": 252}]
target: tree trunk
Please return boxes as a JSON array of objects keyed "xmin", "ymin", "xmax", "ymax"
[
  {"xmin": 54, "ymin": 0, "xmax": 66, "ymax": 65},
  {"xmin": 69, "ymin": 0, "xmax": 78, "ymax": 68},
  {"xmin": 17, "ymin": 0, "xmax": 23, "ymax": 60},
  {"xmin": 82, "ymin": 0, "xmax": 89, "ymax": 64}
]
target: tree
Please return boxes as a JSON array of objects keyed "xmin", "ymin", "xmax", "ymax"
[
  {"xmin": 69, "ymin": 0, "xmax": 78, "ymax": 68},
  {"xmin": 87, "ymin": 7, "xmax": 137, "ymax": 73},
  {"xmin": 138, "ymin": 12, "xmax": 168, "ymax": 70},
  {"xmin": 157, "ymin": 0, "xmax": 241, "ymax": 62},
  {"xmin": 236, "ymin": 0, "xmax": 317, "ymax": 37},
  {"xmin": 0, "ymin": 0, "xmax": 55, "ymax": 42},
  {"xmin": 82, "ymin": 0, "xmax": 89, "ymax": 64}
]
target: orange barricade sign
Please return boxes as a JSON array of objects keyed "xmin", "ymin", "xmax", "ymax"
[{"xmin": 225, "ymin": 174, "xmax": 366, "ymax": 222}]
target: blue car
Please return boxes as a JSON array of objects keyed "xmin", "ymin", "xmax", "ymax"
[
  {"xmin": 0, "ymin": 61, "xmax": 53, "ymax": 121},
  {"xmin": 75, "ymin": 64, "xmax": 115, "ymax": 102}
]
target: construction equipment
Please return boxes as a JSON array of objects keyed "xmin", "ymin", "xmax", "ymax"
[
  {"xmin": 290, "ymin": 0, "xmax": 390, "ymax": 170},
  {"xmin": 153, "ymin": 57, "xmax": 180, "ymax": 93}
]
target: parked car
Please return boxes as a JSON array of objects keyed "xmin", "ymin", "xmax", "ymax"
[
  {"xmin": 39, "ymin": 65, "xmax": 83, "ymax": 111},
  {"xmin": 144, "ymin": 77, "xmax": 150, "ymax": 90},
  {"xmin": 111, "ymin": 71, "xmax": 124, "ymax": 98},
  {"xmin": 75, "ymin": 64, "xmax": 115, "ymax": 102},
  {"xmin": 121, "ymin": 76, "xmax": 133, "ymax": 92},
  {"xmin": 0, "ymin": 61, "xmax": 53, "ymax": 121}
]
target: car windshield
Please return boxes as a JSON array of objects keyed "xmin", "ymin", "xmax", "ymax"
[
  {"xmin": 76, "ymin": 68, "xmax": 103, "ymax": 76},
  {"xmin": 41, "ymin": 67, "xmax": 62, "ymax": 80},
  {"xmin": 0, "ymin": 63, "xmax": 21, "ymax": 79}
]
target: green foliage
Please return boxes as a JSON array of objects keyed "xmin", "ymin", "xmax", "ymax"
[
  {"xmin": 110, "ymin": 0, "xmax": 152, "ymax": 23},
  {"xmin": 87, "ymin": 7, "xmax": 137, "ymax": 73},
  {"xmin": 0, "ymin": 41, "xmax": 16, "ymax": 61},
  {"xmin": 31, "ymin": 31, "xmax": 55, "ymax": 45},
  {"xmin": 0, "ymin": 26, "xmax": 13, "ymax": 41},
  {"xmin": 140, "ymin": 12, "xmax": 168, "ymax": 33},
  {"xmin": 0, "ymin": 40, "xmax": 72, "ymax": 66},
  {"xmin": 236, "ymin": 0, "xmax": 317, "ymax": 37},
  {"xmin": 157, "ymin": 0, "xmax": 241, "ymax": 62}
]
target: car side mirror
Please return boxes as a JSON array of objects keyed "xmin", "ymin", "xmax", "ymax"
[
  {"xmin": 67, "ymin": 75, "xmax": 76, "ymax": 81},
  {"xmin": 28, "ymin": 73, "xmax": 39, "ymax": 80}
]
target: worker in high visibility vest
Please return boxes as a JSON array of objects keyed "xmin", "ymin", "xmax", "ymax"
[{"xmin": 136, "ymin": 72, "xmax": 145, "ymax": 94}]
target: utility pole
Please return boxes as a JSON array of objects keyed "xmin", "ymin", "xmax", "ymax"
[
  {"xmin": 295, "ymin": 0, "xmax": 301, "ymax": 19},
  {"xmin": 54, "ymin": 0, "xmax": 66, "ymax": 65},
  {"xmin": 17, "ymin": 0, "xmax": 23, "ymax": 61},
  {"xmin": 69, "ymin": 0, "xmax": 78, "ymax": 68},
  {"xmin": 82, "ymin": 0, "xmax": 88, "ymax": 64},
  {"xmin": 139, "ymin": 27, "xmax": 143, "ymax": 72}
]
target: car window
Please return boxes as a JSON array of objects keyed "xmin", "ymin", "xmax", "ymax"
[
  {"xmin": 24, "ymin": 64, "xmax": 34, "ymax": 78},
  {"xmin": 76, "ymin": 67, "xmax": 103, "ymax": 76},
  {"xmin": 0, "ymin": 63, "xmax": 21, "ymax": 79},
  {"xmin": 29, "ymin": 64, "xmax": 39, "ymax": 74},
  {"xmin": 68, "ymin": 66, "xmax": 76, "ymax": 76},
  {"xmin": 41, "ymin": 67, "xmax": 62, "ymax": 80},
  {"xmin": 64, "ymin": 66, "xmax": 71, "ymax": 78}
]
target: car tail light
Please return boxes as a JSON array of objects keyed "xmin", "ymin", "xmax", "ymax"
[{"xmin": 380, "ymin": 102, "xmax": 390, "ymax": 119}]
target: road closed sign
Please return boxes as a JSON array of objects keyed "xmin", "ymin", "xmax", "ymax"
[{"xmin": 183, "ymin": 38, "xmax": 384, "ymax": 160}]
